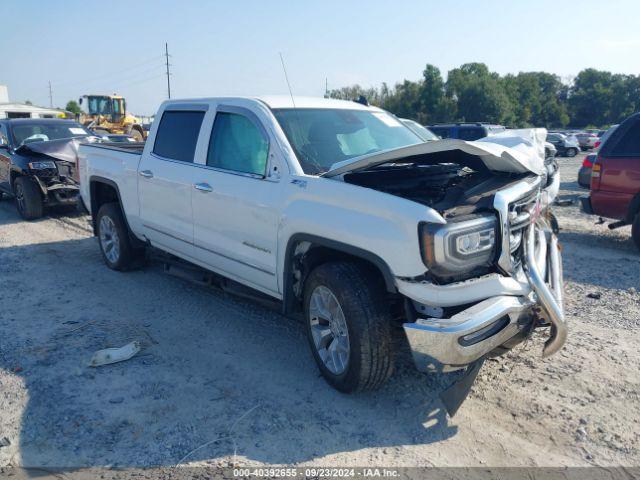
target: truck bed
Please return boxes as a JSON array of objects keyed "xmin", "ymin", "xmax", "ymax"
[{"xmin": 81, "ymin": 141, "xmax": 146, "ymax": 154}]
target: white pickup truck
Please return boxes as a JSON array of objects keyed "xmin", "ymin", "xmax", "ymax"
[{"xmin": 79, "ymin": 96, "xmax": 566, "ymax": 394}]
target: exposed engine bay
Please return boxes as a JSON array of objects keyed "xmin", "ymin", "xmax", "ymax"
[{"xmin": 343, "ymin": 150, "xmax": 531, "ymax": 218}]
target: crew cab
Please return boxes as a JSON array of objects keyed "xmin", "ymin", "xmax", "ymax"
[
  {"xmin": 78, "ymin": 96, "xmax": 566, "ymax": 394},
  {"xmin": 0, "ymin": 118, "xmax": 94, "ymax": 219},
  {"xmin": 581, "ymin": 112, "xmax": 640, "ymax": 250}
]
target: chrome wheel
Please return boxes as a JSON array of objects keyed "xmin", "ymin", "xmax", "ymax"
[
  {"xmin": 99, "ymin": 215, "xmax": 120, "ymax": 264},
  {"xmin": 309, "ymin": 285, "xmax": 350, "ymax": 375}
]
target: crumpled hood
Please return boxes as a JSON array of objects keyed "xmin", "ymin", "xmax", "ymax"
[
  {"xmin": 15, "ymin": 137, "xmax": 85, "ymax": 164},
  {"xmin": 323, "ymin": 128, "xmax": 548, "ymax": 178}
]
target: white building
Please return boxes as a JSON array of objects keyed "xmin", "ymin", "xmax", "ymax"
[{"xmin": 0, "ymin": 85, "xmax": 66, "ymax": 119}]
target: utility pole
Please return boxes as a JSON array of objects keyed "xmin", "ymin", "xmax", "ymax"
[
  {"xmin": 48, "ymin": 81, "xmax": 53, "ymax": 107},
  {"xmin": 325, "ymin": 78, "xmax": 328, "ymax": 97},
  {"xmin": 165, "ymin": 43, "xmax": 172, "ymax": 99}
]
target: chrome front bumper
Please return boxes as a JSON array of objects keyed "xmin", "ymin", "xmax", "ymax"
[{"xmin": 403, "ymin": 221, "xmax": 567, "ymax": 371}]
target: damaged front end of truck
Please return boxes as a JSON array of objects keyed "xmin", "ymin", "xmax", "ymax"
[{"xmin": 324, "ymin": 129, "xmax": 566, "ymax": 385}]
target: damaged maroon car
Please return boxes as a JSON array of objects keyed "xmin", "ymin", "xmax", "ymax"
[{"xmin": 0, "ymin": 118, "xmax": 95, "ymax": 219}]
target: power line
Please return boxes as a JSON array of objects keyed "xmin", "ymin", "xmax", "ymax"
[
  {"xmin": 51, "ymin": 55, "xmax": 165, "ymax": 89},
  {"xmin": 165, "ymin": 43, "xmax": 172, "ymax": 99}
]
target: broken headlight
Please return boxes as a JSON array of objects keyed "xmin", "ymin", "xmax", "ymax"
[
  {"xmin": 420, "ymin": 215, "xmax": 497, "ymax": 278},
  {"xmin": 28, "ymin": 160, "xmax": 57, "ymax": 170}
]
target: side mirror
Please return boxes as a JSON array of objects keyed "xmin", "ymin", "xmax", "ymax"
[{"xmin": 0, "ymin": 137, "xmax": 9, "ymax": 150}]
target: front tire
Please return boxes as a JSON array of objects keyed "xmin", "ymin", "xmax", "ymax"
[
  {"xmin": 96, "ymin": 202, "xmax": 139, "ymax": 270},
  {"xmin": 303, "ymin": 261, "xmax": 395, "ymax": 393},
  {"xmin": 632, "ymin": 213, "xmax": 640, "ymax": 252},
  {"xmin": 14, "ymin": 176, "xmax": 44, "ymax": 220},
  {"xmin": 566, "ymin": 148, "xmax": 578, "ymax": 157}
]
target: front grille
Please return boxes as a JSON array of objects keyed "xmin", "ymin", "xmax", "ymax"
[
  {"xmin": 35, "ymin": 168, "xmax": 57, "ymax": 178},
  {"xmin": 507, "ymin": 192, "xmax": 540, "ymax": 266},
  {"xmin": 55, "ymin": 161, "xmax": 75, "ymax": 180},
  {"xmin": 493, "ymin": 178, "xmax": 542, "ymax": 274}
]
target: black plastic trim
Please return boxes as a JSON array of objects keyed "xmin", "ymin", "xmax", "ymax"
[{"xmin": 282, "ymin": 233, "xmax": 397, "ymax": 315}]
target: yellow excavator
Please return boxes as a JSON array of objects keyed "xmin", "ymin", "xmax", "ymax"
[{"xmin": 78, "ymin": 94, "xmax": 145, "ymax": 141}]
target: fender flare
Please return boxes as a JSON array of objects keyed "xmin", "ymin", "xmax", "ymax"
[
  {"xmin": 88, "ymin": 176, "xmax": 137, "ymax": 240},
  {"xmin": 281, "ymin": 233, "xmax": 397, "ymax": 315}
]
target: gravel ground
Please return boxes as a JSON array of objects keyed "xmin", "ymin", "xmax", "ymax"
[{"xmin": 0, "ymin": 154, "xmax": 638, "ymax": 469}]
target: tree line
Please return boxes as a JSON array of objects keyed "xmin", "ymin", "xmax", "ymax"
[{"xmin": 326, "ymin": 63, "xmax": 640, "ymax": 129}]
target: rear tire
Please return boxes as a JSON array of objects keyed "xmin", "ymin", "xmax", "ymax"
[
  {"xmin": 96, "ymin": 202, "xmax": 139, "ymax": 270},
  {"xmin": 632, "ymin": 213, "xmax": 640, "ymax": 252},
  {"xmin": 303, "ymin": 261, "xmax": 395, "ymax": 393},
  {"xmin": 14, "ymin": 176, "xmax": 44, "ymax": 220}
]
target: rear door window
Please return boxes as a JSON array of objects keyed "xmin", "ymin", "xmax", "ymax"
[
  {"xmin": 153, "ymin": 110, "xmax": 205, "ymax": 162},
  {"xmin": 611, "ymin": 121, "xmax": 640, "ymax": 156}
]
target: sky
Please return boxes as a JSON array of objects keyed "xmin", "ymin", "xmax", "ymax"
[{"xmin": 1, "ymin": 0, "xmax": 639, "ymax": 115}]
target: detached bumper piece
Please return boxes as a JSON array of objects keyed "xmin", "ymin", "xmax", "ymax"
[
  {"xmin": 47, "ymin": 184, "xmax": 80, "ymax": 206},
  {"xmin": 403, "ymin": 221, "xmax": 566, "ymax": 372}
]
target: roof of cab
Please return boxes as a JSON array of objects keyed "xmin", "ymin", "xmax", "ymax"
[
  {"xmin": 257, "ymin": 95, "xmax": 378, "ymax": 110},
  {"xmin": 160, "ymin": 95, "xmax": 380, "ymax": 111}
]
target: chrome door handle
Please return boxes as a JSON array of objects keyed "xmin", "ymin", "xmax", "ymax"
[
  {"xmin": 139, "ymin": 170, "xmax": 154, "ymax": 178},
  {"xmin": 193, "ymin": 182, "xmax": 213, "ymax": 193}
]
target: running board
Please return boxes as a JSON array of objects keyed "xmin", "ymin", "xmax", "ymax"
[{"xmin": 154, "ymin": 250, "xmax": 281, "ymax": 310}]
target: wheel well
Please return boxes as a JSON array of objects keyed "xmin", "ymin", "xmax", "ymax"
[
  {"xmin": 89, "ymin": 180, "xmax": 120, "ymax": 233},
  {"xmin": 282, "ymin": 236, "xmax": 397, "ymax": 315},
  {"xmin": 626, "ymin": 192, "xmax": 640, "ymax": 223}
]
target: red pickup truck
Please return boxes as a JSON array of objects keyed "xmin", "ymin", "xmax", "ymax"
[{"xmin": 581, "ymin": 112, "xmax": 640, "ymax": 250}]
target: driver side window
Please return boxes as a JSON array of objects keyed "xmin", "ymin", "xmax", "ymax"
[{"xmin": 207, "ymin": 112, "xmax": 269, "ymax": 176}]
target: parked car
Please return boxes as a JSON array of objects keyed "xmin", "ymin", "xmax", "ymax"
[
  {"xmin": 581, "ymin": 113, "xmax": 640, "ymax": 250},
  {"xmin": 399, "ymin": 118, "xmax": 439, "ymax": 141},
  {"xmin": 578, "ymin": 152, "xmax": 597, "ymax": 188},
  {"xmin": 427, "ymin": 122, "xmax": 506, "ymax": 140},
  {"xmin": 99, "ymin": 133, "xmax": 139, "ymax": 143},
  {"xmin": 78, "ymin": 96, "xmax": 566, "ymax": 398},
  {"xmin": 594, "ymin": 124, "xmax": 619, "ymax": 150},
  {"xmin": 0, "ymin": 118, "xmax": 95, "ymax": 219},
  {"xmin": 575, "ymin": 132, "xmax": 599, "ymax": 151},
  {"xmin": 546, "ymin": 132, "xmax": 580, "ymax": 157}
]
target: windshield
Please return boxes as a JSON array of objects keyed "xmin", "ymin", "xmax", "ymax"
[
  {"xmin": 11, "ymin": 122, "xmax": 92, "ymax": 146},
  {"xmin": 400, "ymin": 119, "xmax": 439, "ymax": 141},
  {"xmin": 273, "ymin": 108, "xmax": 422, "ymax": 174},
  {"xmin": 87, "ymin": 96, "xmax": 113, "ymax": 115}
]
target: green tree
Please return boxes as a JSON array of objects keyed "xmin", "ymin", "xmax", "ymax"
[
  {"xmin": 65, "ymin": 100, "xmax": 82, "ymax": 115},
  {"xmin": 445, "ymin": 63, "xmax": 514, "ymax": 124},
  {"xmin": 381, "ymin": 80, "xmax": 423, "ymax": 122},
  {"xmin": 418, "ymin": 64, "xmax": 455, "ymax": 123}
]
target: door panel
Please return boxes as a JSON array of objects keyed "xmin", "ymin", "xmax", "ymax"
[
  {"xmin": 192, "ymin": 170, "xmax": 281, "ymax": 294},
  {"xmin": 138, "ymin": 154, "xmax": 197, "ymax": 256},
  {"xmin": 0, "ymin": 126, "xmax": 11, "ymax": 189}
]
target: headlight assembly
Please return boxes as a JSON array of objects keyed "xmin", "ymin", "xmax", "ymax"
[
  {"xmin": 28, "ymin": 160, "xmax": 57, "ymax": 170},
  {"xmin": 420, "ymin": 215, "xmax": 497, "ymax": 278}
]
